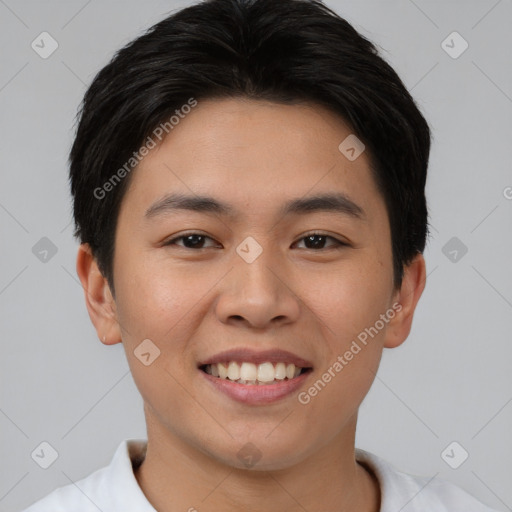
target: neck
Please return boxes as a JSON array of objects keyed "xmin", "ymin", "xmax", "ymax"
[{"xmin": 134, "ymin": 413, "xmax": 380, "ymax": 512}]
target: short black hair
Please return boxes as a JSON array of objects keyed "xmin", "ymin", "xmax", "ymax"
[{"xmin": 70, "ymin": 0, "xmax": 431, "ymax": 294}]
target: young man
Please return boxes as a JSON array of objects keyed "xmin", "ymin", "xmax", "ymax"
[{"xmin": 23, "ymin": 0, "xmax": 499, "ymax": 511}]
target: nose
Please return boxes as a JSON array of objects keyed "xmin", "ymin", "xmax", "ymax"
[{"xmin": 214, "ymin": 246, "xmax": 301, "ymax": 330}]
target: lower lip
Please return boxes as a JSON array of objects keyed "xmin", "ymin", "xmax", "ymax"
[{"xmin": 200, "ymin": 369, "xmax": 312, "ymax": 405}]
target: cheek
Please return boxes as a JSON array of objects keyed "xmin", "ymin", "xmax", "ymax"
[
  {"xmin": 297, "ymin": 281, "xmax": 387, "ymax": 424},
  {"xmin": 113, "ymin": 258, "xmax": 217, "ymax": 388},
  {"xmin": 301, "ymin": 256, "xmax": 392, "ymax": 338},
  {"xmin": 113, "ymin": 262, "xmax": 203, "ymax": 420},
  {"xmin": 295, "ymin": 256, "xmax": 390, "ymax": 406},
  {"xmin": 298, "ymin": 349, "xmax": 381, "ymax": 441},
  {"xmin": 114, "ymin": 253, "xmax": 196, "ymax": 337}
]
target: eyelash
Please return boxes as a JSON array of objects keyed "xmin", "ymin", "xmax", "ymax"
[{"xmin": 163, "ymin": 231, "xmax": 348, "ymax": 250}]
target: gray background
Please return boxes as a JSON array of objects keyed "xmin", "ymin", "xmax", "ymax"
[{"xmin": 1, "ymin": 0, "xmax": 511, "ymax": 510}]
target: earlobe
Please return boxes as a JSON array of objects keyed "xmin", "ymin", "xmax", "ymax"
[
  {"xmin": 76, "ymin": 244, "xmax": 122, "ymax": 346},
  {"xmin": 383, "ymin": 253, "xmax": 426, "ymax": 349}
]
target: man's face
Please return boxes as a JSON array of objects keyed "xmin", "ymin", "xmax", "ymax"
[{"xmin": 111, "ymin": 98, "xmax": 402, "ymax": 469}]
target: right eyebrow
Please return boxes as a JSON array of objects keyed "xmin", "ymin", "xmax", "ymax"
[{"xmin": 145, "ymin": 193, "xmax": 236, "ymax": 219}]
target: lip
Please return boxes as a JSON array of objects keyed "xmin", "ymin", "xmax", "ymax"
[
  {"xmin": 198, "ymin": 348, "xmax": 314, "ymax": 368},
  {"xmin": 200, "ymin": 368, "xmax": 313, "ymax": 405}
]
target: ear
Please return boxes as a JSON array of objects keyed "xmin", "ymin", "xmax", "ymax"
[
  {"xmin": 383, "ymin": 253, "xmax": 426, "ymax": 349},
  {"xmin": 76, "ymin": 243, "xmax": 122, "ymax": 345}
]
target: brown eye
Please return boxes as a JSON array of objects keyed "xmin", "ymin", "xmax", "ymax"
[
  {"xmin": 294, "ymin": 233, "xmax": 347, "ymax": 250},
  {"xmin": 164, "ymin": 232, "xmax": 219, "ymax": 249}
]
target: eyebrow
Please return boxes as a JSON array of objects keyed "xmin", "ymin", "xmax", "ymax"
[{"xmin": 144, "ymin": 192, "xmax": 366, "ymax": 221}]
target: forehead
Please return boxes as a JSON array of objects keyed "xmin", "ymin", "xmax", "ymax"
[{"xmin": 121, "ymin": 98, "xmax": 386, "ymax": 227}]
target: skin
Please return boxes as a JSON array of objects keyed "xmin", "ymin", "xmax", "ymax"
[{"xmin": 77, "ymin": 97, "xmax": 426, "ymax": 512}]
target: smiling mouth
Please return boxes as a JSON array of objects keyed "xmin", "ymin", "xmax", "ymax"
[{"xmin": 200, "ymin": 361, "xmax": 313, "ymax": 385}]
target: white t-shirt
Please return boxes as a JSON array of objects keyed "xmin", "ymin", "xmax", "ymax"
[{"xmin": 22, "ymin": 439, "xmax": 499, "ymax": 512}]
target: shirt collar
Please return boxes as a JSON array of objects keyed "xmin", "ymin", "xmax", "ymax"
[{"xmin": 105, "ymin": 439, "xmax": 156, "ymax": 511}]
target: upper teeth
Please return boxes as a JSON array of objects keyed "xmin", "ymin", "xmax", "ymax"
[{"xmin": 204, "ymin": 361, "xmax": 302, "ymax": 384}]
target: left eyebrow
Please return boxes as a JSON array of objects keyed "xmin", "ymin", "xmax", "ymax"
[
  {"xmin": 144, "ymin": 192, "xmax": 367, "ymax": 222},
  {"xmin": 280, "ymin": 193, "xmax": 367, "ymax": 221}
]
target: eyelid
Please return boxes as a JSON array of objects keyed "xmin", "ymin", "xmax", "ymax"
[
  {"xmin": 294, "ymin": 231, "xmax": 348, "ymax": 248},
  {"xmin": 163, "ymin": 231, "xmax": 219, "ymax": 247}
]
